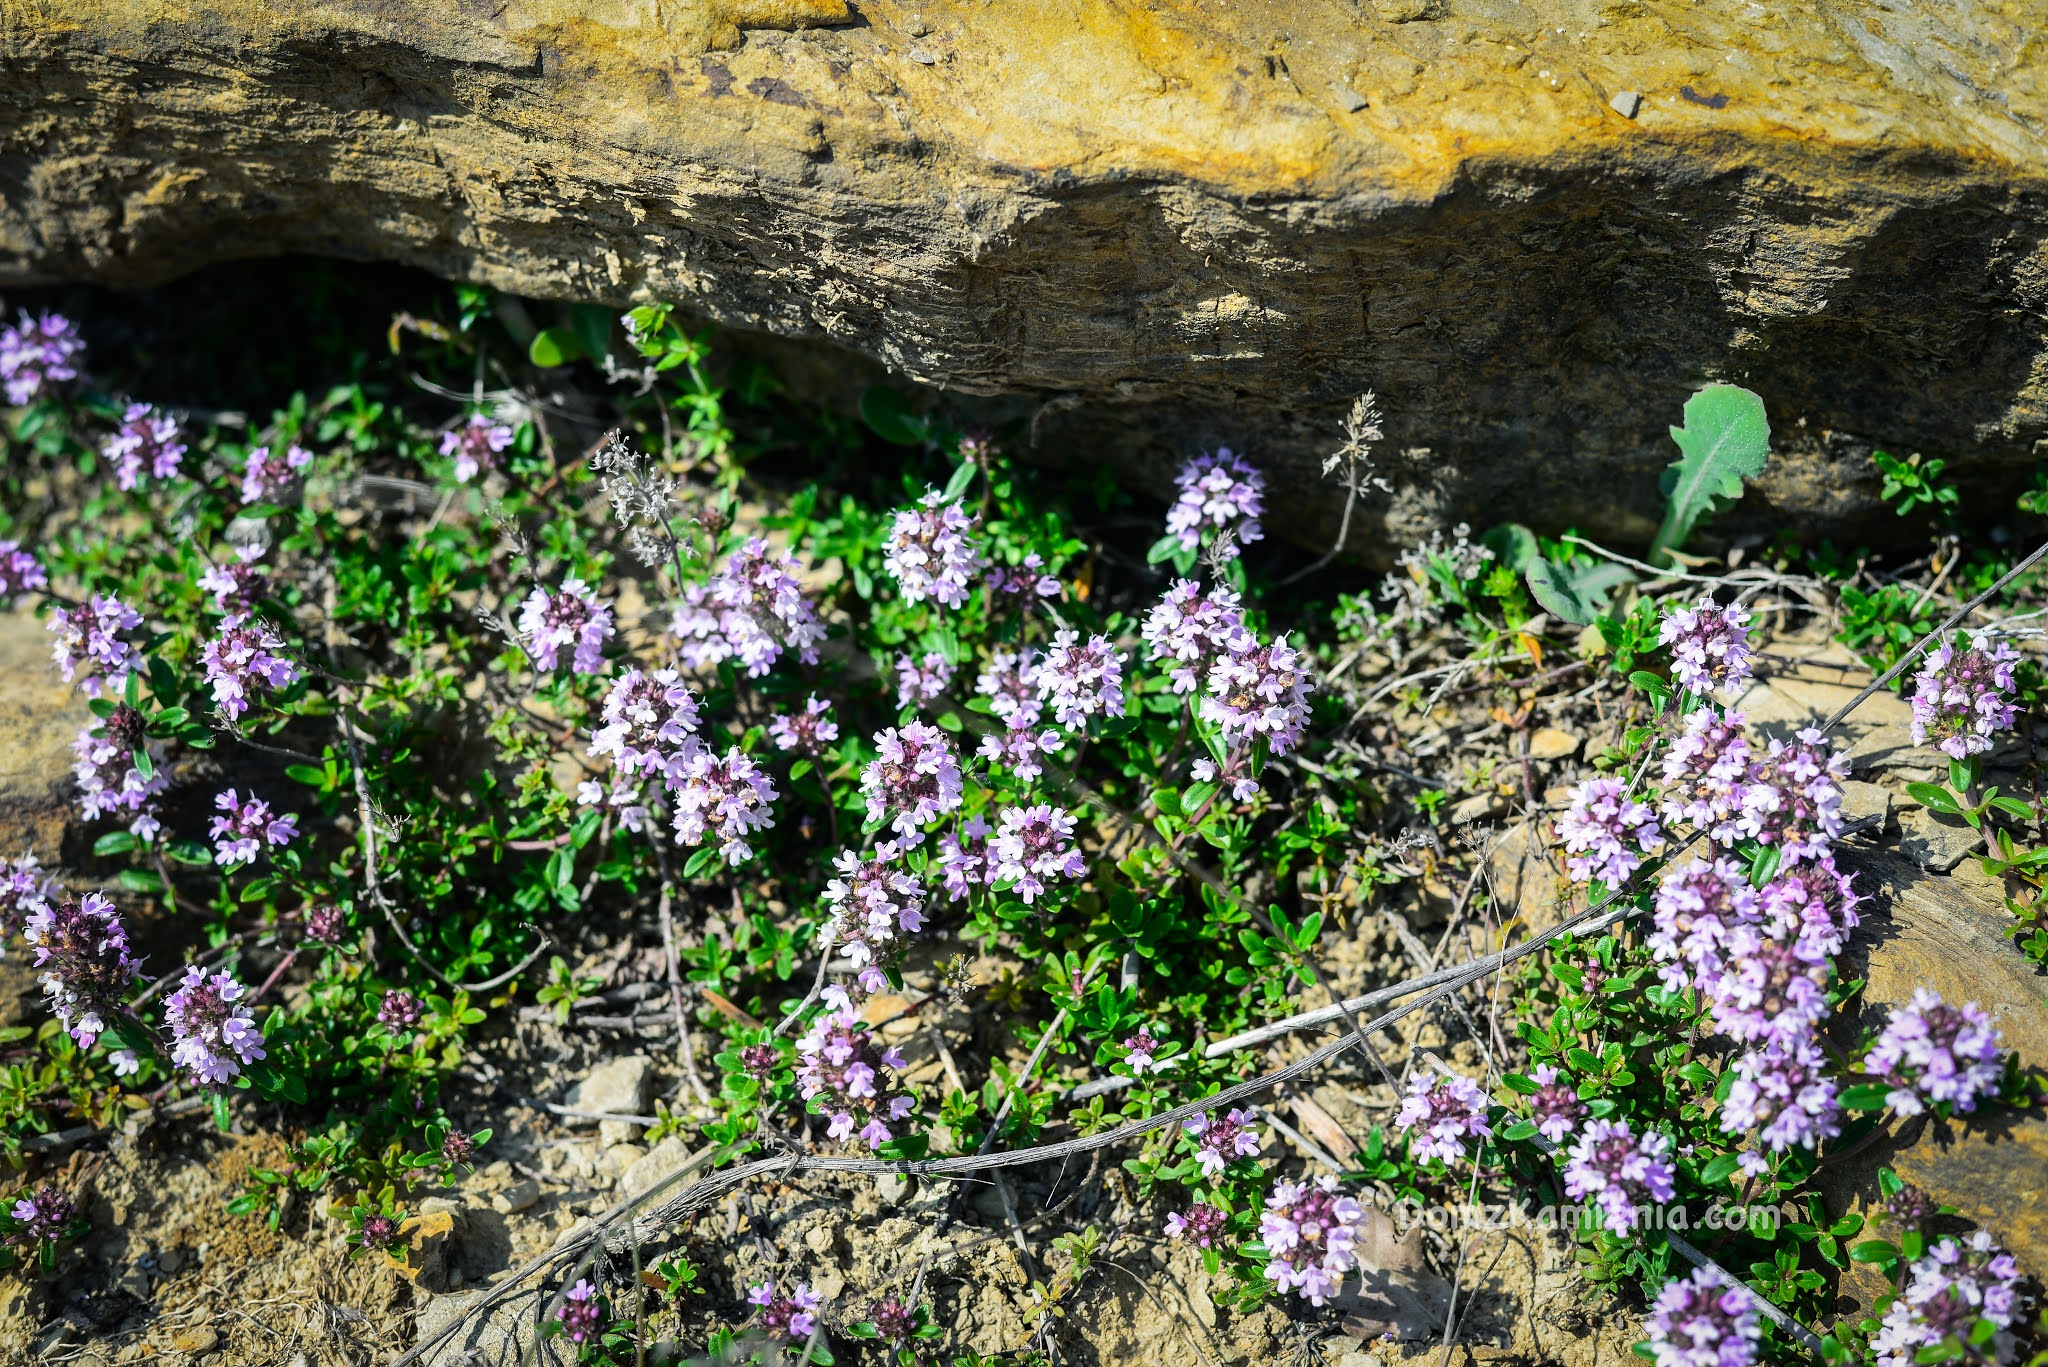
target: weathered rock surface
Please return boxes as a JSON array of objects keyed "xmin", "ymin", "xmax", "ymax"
[
  {"xmin": 0, "ymin": 605, "xmax": 88, "ymax": 859},
  {"xmin": 8, "ymin": 2, "xmax": 2048, "ymax": 551}
]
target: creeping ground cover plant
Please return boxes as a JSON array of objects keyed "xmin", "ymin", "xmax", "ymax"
[{"xmin": 0, "ymin": 287, "xmax": 2044, "ymax": 1367}]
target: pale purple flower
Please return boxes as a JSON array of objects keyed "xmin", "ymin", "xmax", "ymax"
[
  {"xmin": 769, "ymin": 695, "xmax": 839, "ymax": 755},
  {"xmin": 1720, "ymin": 1037, "xmax": 1840, "ymax": 1152},
  {"xmin": 1259, "ymin": 1174, "xmax": 1367, "ymax": 1306},
  {"xmin": 0, "ymin": 853, "xmax": 53, "ymax": 940},
  {"xmin": 1395, "ymin": 1069, "xmax": 1493, "ymax": 1164},
  {"xmin": 1033, "ymin": 630, "xmax": 1125, "ymax": 730},
  {"xmin": 672, "ymin": 538, "xmax": 824, "ymax": 676},
  {"xmin": 165, "ymin": 965, "xmax": 266, "ymax": 1085},
  {"xmin": 1660, "ymin": 598, "xmax": 1754, "ymax": 698},
  {"xmin": 104, "ymin": 403, "xmax": 186, "ymax": 490},
  {"xmin": 1183, "ymin": 1108, "xmax": 1262, "ymax": 1177},
  {"xmin": 991, "ymin": 804, "xmax": 1085, "ymax": 904},
  {"xmin": 894, "ymin": 651, "xmax": 955, "ymax": 709},
  {"xmin": 1644, "ymin": 1268, "xmax": 1762, "ymax": 1367},
  {"xmin": 1166, "ymin": 449, "xmax": 1264, "ymax": 557},
  {"xmin": 1871, "ymin": 1232, "xmax": 2026, "ymax": 1367},
  {"xmin": 378, "ymin": 990, "xmax": 424, "ymax": 1030},
  {"xmin": 1910, "ymin": 632, "xmax": 2020, "ymax": 760},
  {"xmin": 306, "ymin": 904, "xmax": 347, "ymax": 945},
  {"xmin": 199, "ymin": 612, "xmax": 300, "ymax": 720},
  {"xmin": 0, "ymin": 311, "xmax": 84, "ymax": 405},
  {"xmin": 7, "ymin": 1186, "xmax": 74, "ymax": 1243},
  {"xmin": 0, "ymin": 541, "xmax": 46, "ymax": 600},
  {"xmin": 209, "ymin": 788, "xmax": 299, "ymax": 868},
  {"xmin": 1562, "ymin": 1119, "xmax": 1675, "ymax": 1235},
  {"xmin": 978, "ymin": 714, "xmax": 1063, "ymax": 782},
  {"xmin": 1659, "ymin": 709, "xmax": 1753, "ymax": 839},
  {"xmin": 1528, "ymin": 1063, "xmax": 1585, "ymax": 1144},
  {"xmin": 519, "ymin": 576, "xmax": 614, "ymax": 675},
  {"xmin": 72, "ymin": 704, "xmax": 168, "ymax": 839},
  {"xmin": 48, "ymin": 594, "xmax": 143, "ymax": 697},
  {"xmin": 588, "ymin": 668, "xmax": 702, "ymax": 780},
  {"xmin": 1735, "ymin": 727, "xmax": 1846, "ymax": 867},
  {"xmin": 668, "ymin": 747, "xmax": 777, "ymax": 865},
  {"xmin": 1165, "ymin": 1202, "xmax": 1229, "ymax": 1249},
  {"xmin": 1189, "ymin": 750, "xmax": 1261, "ymax": 802},
  {"xmin": 975, "ymin": 647, "xmax": 1042, "ymax": 724},
  {"xmin": 985, "ymin": 553, "xmax": 1058, "ymax": 609},
  {"xmin": 1700, "ymin": 921, "xmax": 1832, "ymax": 1048},
  {"xmin": 197, "ymin": 546, "xmax": 270, "ymax": 614},
  {"xmin": 1646, "ymin": 857, "xmax": 1758, "ymax": 993},
  {"xmin": 110, "ymin": 1048, "xmax": 140, "ymax": 1077},
  {"xmin": 1757, "ymin": 856, "xmax": 1861, "ymax": 959},
  {"xmin": 1120, "ymin": 1025, "xmax": 1170, "ymax": 1076},
  {"xmin": 796, "ymin": 986, "xmax": 916, "ymax": 1149},
  {"xmin": 1201, "ymin": 634, "xmax": 1313, "ymax": 754},
  {"xmin": 441, "ymin": 414, "xmax": 514, "ymax": 483},
  {"xmin": 239, "ymin": 442, "xmax": 313, "ymax": 504},
  {"xmin": 1863, "ymin": 988, "xmax": 2004, "ymax": 1118},
  {"xmin": 936, "ymin": 814, "xmax": 993, "ymax": 900},
  {"xmin": 23, "ymin": 892, "xmax": 141, "ymax": 1048},
  {"xmin": 822, "ymin": 843, "xmax": 926, "ymax": 985},
  {"xmin": 1141, "ymin": 579, "xmax": 1249, "ymax": 693},
  {"xmin": 860, "ymin": 722, "xmax": 963, "ymax": 841},
  {"xmin": 1558, "ymin": 777, "xmax": 1666, "ymax": 887},
  {"xmin": 749, "ymin": 1278, "xmax": 825, "ymax": 1341},
  {"xmin": 883, "ymin": 490, "xmax": 984, "ymax": 608},
  {"xmin": 556, "ymin": 1279, "xmax": 604, "ymax": 1344}
]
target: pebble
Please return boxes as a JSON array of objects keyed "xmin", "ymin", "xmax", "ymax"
[
  {"xmin": 1609, "ymin": 90, "xmax": 1642, "ymax": 118},
  {"xmin": 491, "ymin": 1179, "xmax": 540, "ymax": 1214},
  {"xmin": 1527, "ymin": 726, "xmax": 1580, "ymax": 760},
  {"xmin": 1330, "ymin": 82, "xmax": 1369, "ymax": 113},
  {"xmin": 804, "ymin": 1224, "xmax": 835, "ymax": 1256},
  {"xmin": 1447, "ymin": 792, "xmax": 1504, "ymax": 824},
  {"xmin": 908, "ymin": 47, "xmax": 938, "ymax": 65},
  {"xmin": 171, "ymin": 1325, "xmax": 219, "ymax": 1353}
]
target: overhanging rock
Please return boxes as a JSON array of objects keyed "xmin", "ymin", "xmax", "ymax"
[{"xmin": 5, "ymin": 0, "xmax": 2047, "ymax": 554}]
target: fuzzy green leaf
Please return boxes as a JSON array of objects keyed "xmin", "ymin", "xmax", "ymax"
[{"xmin": 1650, "ymin": 383, "xmax": 1771, "ymax": 565}]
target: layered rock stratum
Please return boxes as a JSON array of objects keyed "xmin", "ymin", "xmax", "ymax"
[{"xmin": 4, "ymin": 0, "xmax": 2047, "ymax": 550}]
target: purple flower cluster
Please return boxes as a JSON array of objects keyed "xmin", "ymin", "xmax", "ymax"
[
  {"xmin": 1033, "ymin": 630, "xmax": 1126, "ymax": 729},
  {"xmin": 991, "ymin": 805, "xmax": 1085, "ymax": 903},
  {"xmin": 1910, "ymin": 632, "xmax": 2020, "ymax": 760},
  {"xmin": 48, "ymin": 594, "xmax": 143, "ymax": 697},
  {"xmin": 822, "ymin": 843, "xmax": 926, "ymax": 991},
  {"xmin": 985, "ymin": 553, "xmax": 1058, "ymax": 609},
  {"xmin": 937, "ymin": 815, "xmax": 993, "ymax": 900},
  {"xmin": 795, "ymin": 986, "xmax": 916, "ymax": 1148},
  {"xmin": 7, "ymin": 1186, "xmax": 75, "ymax": 1244},
  {"xmin": 672, "ymin": 538, "xmax": 825, "ymax": 676},
  {"xmin": 239, "ymin": 443, "xmax": 313, "ymax": 504},
  {"xmin": 1863, "ymin": 988, "xmax": 2004, "ymax": 1117},
  {"xmin": 0, "ymin": 311, "xmax": 85, "ymax": 405},
  {"xmin": 73, "ymin": 704, "xmax": 169, "ymax": 838},
  {"xmin": 24, "ymin": 893, "xmax": 142, "ymax": 1048},
  {"xmin": 1259, "ymin": 1175, "xmax": 1369, "ymax": 1305},
  {"xmin": 199, "ymin": 612, "xmax": 300, "ymax": 720},
  {"xmin": 1183, "ymin": 1108, "xmax": 1262, "ymax": 1177},
  {"xmin": 378, "ymin": 990, "xmax": 424, "ymax": 1030},
  {"xmin": 867, "ymin": 1295, "xmax": 919, "ymax": 1343},
  {"xmin": 883, "ymin": 490, "xmax": 984, "ymax": 607},
  {"xmin": 1165, "ymin": 1202, "xmax": 1230, "ymax": 1248},
  {"xmin": 977, "ymin": 714, "xmax": 1063, "ymax": 782},
  {"xmin": 1660, "ymin": 598, "xmax": 1754, "ymax": 698},
  {"xmin": 589, "ymin": 668, "xmax": 702, "ymax": 780},
  {"xmin": 1871, "ymin": 1232, "xmax": 2026, "ymax": 1367},
  {"xmin": 748, "ymin": 1279, "xmax": 824, "ymax": 1341},
  {"xmin": 104, "ymin": 403, "xmax": 186, "ymax": 490},
  {"xmin": 1646, "ymin": 857, "xmax": 1758, "ymax": 992},
  {"xmin": 165, "ymin": 965, "xmax": 267, "ymax": 1085},
  {"xmin": 1527, "ymin": 1063, "xmax": 1586, "ymax": 1143},
  {"xmin": 1562, "ymin": 1119, "xmax": 1676, "ymax": 1235},
  {"xmin": 768, "ymin": 695, "xmax": 839, "ymax": 755},
  {"xmin": 1759, "ymin": 856, "xmax": 1862, "ymax": 957},
  {"xmin": 1720, "ymin": 1037, "xmax": 1840, "ymax": 1152},
  {"xmin": 1202, "ymin": 634, "xmax": 1313, "ymax": 755},
  {"xmin": 0, "ymin": 853, "xmax": 53, "ymax": 939},
  {"xmin": 441, "ymin": 415, "xmax": 514, "ymax": 483},
  {"xmin": 1659, "ymin": 710, "xmax": 1752, "ymax": 837},
  {"xmin": 1395, "ymin": 1069, "xmax": 1493, "ymax": 1164},
  {"xmin": 1120, "ymin": 1025, "xmax": 1170, "ymax": 1076},
  {"xmin": 1735, "ymin": 728, "xmax": 1847, "ymax": 866},
  {"xmin": 209, "ymin": 789, "xmax": 299, "ymax": 868},
  {"xmin": 1141, "ymin": 579, "xmax": 1249, "ymax": 693},
  {"xmin": 1166, "ymin": 449, "xmax": 1264, "ymax": 558},
  {"xmin": 197, "ymin": 548, "xmax": 272, "ymax": 614},
  {"xmin": 1558, "ymin": 777, "xmax": 1666, "ymax": 887},
  {"xmin": 1643, "ymin": 1268, "xmax": 1762, "ymax": 1367},
  {"xmin": 670, "ymin": 747, "xmax": 778, "ymax": 865},
  {"xmin": 1702, "ymin": 920, "xmax": 1832, "ymax": 1047},
  {"xmin": 0, "ymin": 541, "xmax": 46, "ymax": 600},
  {"xmin": 519, "ymin": 576, "xmax": 614, "ymax": 675},
  {"xmin": 860, "ymin": 723, "xmax": 963, "ymax": 841},
  {"xmin": 556, "ymin": 1279, "xmax": 604, "ymax": 1343},
  {"xmin": 894, "ymin": 651, "xmax": 954, "ymax": 709}
]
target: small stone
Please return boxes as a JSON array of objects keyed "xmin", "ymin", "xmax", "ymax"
[
  {"xmin": 171, "ymin": 1326, "xmax": 219, "ymax": 1353},
  {"xmin": 1371, "ymin": 0, "xmax": 1438, "ymax": 20},
  {"xmin": 566, "ymin": 1055, "xmax": 654, "ymax": 1144},
  {"xmin": 618, "ymin": 1137, "xmax": 700, "ymax": 1205},
  {"xmin": 1330, "ymin": 82, "xmax": 1368, "ymax": 112},
  {"xmin": 157, "ymin": 1247, "xmax": 186, "ymax": 1274},
  {"xmin": 1609, "ymin": 90, "xmax": 1642, "ymax": 119},
  {"xmin": 491, "ymin": 1179, "xmax": 540, "ymax": 1214},
  {"xmin": 874, "ymin": 1173, "xmax": 913, "ymax": 1206},
  {"xmin": 1447, "ymin": 792, "xmax": 1504, "ymax": 825},
  {"xmin": 908, "ymin": 46, "xmax": 938, "ymax": 65},
  {"xmin": 598, "ymin": 1143, "xmax": 646, "ymax": 1182},
  {"xmin": 1527, "ymin": 727, "xmax": 1580, "ymax": 760},
  {"xmin": 1840, "ymin": 779, "xmax": 1893, "ymax": 833},
  {"xmin": 904, "ymin": 14, "xmax": 929, "ymax": 35},
  {"xmin": 804, "ymin": 1224, "xmax": 836, "ymax": 1256},
  {"xmin": 1895, "ymin": 805, "xmax": 1978, "ymax": 872}
]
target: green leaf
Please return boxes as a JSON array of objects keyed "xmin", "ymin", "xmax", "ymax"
[
  {"xmin": 528, "ymin": 327, "xmax": 584, "ymax": 368},
  {"xmin": 1649, "ymin": 383, "xmax": 1771, "ymax": 565},
  {"xmin": 569, "ymin": 304, "xmax": 613, "ymax": 365},
  {"xmin": 1146, "ymin": 534, "xmax": 1185, "ymax": 566},
  {"xmin": 1700, "ymin": 1153, "xmax": 1742, "ymax": 1185},
  {"xmin": 1526, "ymin": 557, "xmax": 1634, "ymax": 626},
  {"xmin": 941, "ymin": 459, "xmax": 977, "ymax": 503},
  {"xmin": 1500, "ymin": 1072, "xmax": 1540, "ymax": 1096},
  {"xmin": 93, "ymin": 830, "xmax": 139, "ymax": 857},
  {"xmin": 1839, "ymin": 1083, "xmax": 1892, "ymax": 1112},
  {"xmin": 1905, "ymin": 782, "xmax": 1962, "ymax": 816},
  {"xmin": 1847, "ymin": 1239, "xmax": 1899, "ymax": 1264},
  {"xmin": 859, "ymin": 386, "xmax": 926, "ymax": 446},
  {"xmin": 286, "ymin": 763, "xmax": 327, "ymax": 787},
  {"xmin": 117, "ymin": 868, "xmax": 164, "ymax": 895},
  {"xmin": 1989, "ymin": 796, "xmax": 2033, "ymax": 819},
  {"xmin": 1481, "ymin": 522, "xmax": 1539, "ymax": 572},
  {"xmin": 1500, "ymin": 1120, "xmax": 1539, "ymax": 1143}
]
